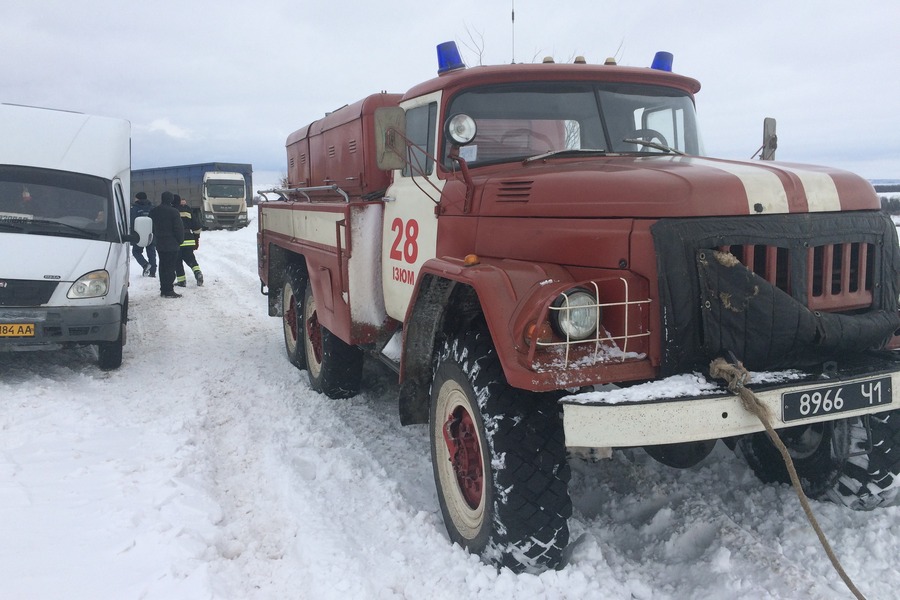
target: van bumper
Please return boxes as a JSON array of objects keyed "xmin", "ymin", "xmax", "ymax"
[{"xmin": 0, "ymin": 304, "xmax": 122, "ymax": 347}]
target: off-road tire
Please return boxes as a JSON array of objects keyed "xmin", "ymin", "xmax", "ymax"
[
  {"xmin": 282, "ymin": 264, "xmax": 306, "ymax": 368},
  {"xmin": 737, "ymin": 410, "xmax": 900, "ymax": 509},
  {"xmin": 301, "ymin": 282, "xmax": 363, "ymax": 398},
  {"xmin": 430, "ymin": 325, "xmax": 571, "ymax": 573}
]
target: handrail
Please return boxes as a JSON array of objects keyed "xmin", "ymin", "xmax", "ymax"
[{"xmin": 256, "ymin": 184, "xmax": 350, "ymax": 203}]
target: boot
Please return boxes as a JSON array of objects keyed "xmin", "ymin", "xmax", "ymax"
[
  {"xmin": 142, "ymin": 264, "xmax": 151, "ymax": 277},
  {"xmin": 195, "ymin": 271, "xmax": 204, "ymax": 286}
]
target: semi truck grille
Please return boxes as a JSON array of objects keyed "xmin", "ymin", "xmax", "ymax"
[
  {"xmin": 719, "ymin": 242, "xmax": 875, "ymax": 311},
  {"xmin": 0, "ymin": 280, "xmax": 57, "ymax": 306},
  {"xmin": 212, "ymin": 204, "xmax": 239, "ymax": 212}
]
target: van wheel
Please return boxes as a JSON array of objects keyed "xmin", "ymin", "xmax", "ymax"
[
  {"xmin": 430, "ymin": 325, "xmax": 571, "ymax": 573},
  {"xmin": 282, "ymin": 265, "xmax": 306, "ymax": 368},
  {"xmin": 98, "ymin": 301, "xmax": 126, "ymax": 371},
  {"xmin": 302, "ymin": 282, "xmax": 362, "ymax": 398}
]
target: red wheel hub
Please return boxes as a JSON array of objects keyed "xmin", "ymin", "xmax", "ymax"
[
  {"xmin": 285, "ymin": 293, "xmax": 298, "ymax": 341},
  {"xmin": 306, "ymin": 310, "xmax": 323, "ymax": 363},
  {"xmin": 443, "ymin": 406, "xmax": 484, "ymax": 509}
]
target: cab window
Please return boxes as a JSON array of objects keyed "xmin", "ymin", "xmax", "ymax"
[{"xmin": 402, "ymin": 103, "xmax": 437, "ymax": 177}]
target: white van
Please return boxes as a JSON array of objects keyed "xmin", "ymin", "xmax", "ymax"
[{"xmin": 0, "ymin": 104, "xmax": 150, "ymax": 369}]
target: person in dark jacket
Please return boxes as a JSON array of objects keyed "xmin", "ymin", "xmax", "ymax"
[
  {"xmin": 173, "ymin": 194, "xmax": 204, "ymax": 287},
  {"xmin": 149, "ymin": 191, "xmax": 185, "ymax": 298},
  {"xmin": 130, "ymin": 192, "xmax": 157, "ymax": 277}
]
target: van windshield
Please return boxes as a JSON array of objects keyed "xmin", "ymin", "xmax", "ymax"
[
  {"xmin": 443, "ymin": 81, "xmax": 704, "ymax": 167},
  {"xmin": 0, "ymin": 166, "xmax": 113, "ymax": 241}
]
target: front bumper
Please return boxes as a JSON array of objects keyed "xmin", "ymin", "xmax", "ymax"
[
  {"xmin": 0, "ymin": 304, "xmax": 122, "ymax": 348},
  {"xmin": 562, "ymin": 353, "xmax": 900, "ymax": 448}
]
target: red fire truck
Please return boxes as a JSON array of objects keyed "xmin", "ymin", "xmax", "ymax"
[{"xmin": 257, "ymin": 42, "xmax": 900, "ymax": 572}]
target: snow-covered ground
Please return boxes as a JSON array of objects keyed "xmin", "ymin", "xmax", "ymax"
[{"xmin": 2, "ymin": 205, "xmax": 899, "ymax": 599}]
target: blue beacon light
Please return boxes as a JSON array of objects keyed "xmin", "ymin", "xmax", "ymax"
[
  {"xmin": 437, "ymin": 41, "xmax": 466, "ymax": 74},
  {"xmin": 650, "ymin": 51, "xmax": 674, "ymax": 72}
]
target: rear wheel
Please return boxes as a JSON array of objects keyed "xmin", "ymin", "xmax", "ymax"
[
  {"xmin": 430, "ymin": 325, "xmax": 571, "ymax": 573},
  {"xmin": 737, "ymin": 410, "xmax": 900, "ymax": 509},
  {"xmin": 301, "ymin": 282, "xmax": 363, "ymax": 398},
  {"xmin": 281, "ymin": 265, "xmax": 306, "ymax": 368}
]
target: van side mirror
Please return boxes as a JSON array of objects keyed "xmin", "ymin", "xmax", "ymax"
[
  {"xmin": 129, "ymin": 215, "xmax": 153, "ymax": 246},
  {"xmin": 761, "ymin": 117, "xmax": 777, "ymax": 161},
  {"xmin": 374, "ymin": 107, "xmax": 407, "ymax": 171}
]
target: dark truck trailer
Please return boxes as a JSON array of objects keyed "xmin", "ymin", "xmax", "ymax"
[{"xmin": 132, "ymin": 162, "xmax": 253, "ymax": 229}]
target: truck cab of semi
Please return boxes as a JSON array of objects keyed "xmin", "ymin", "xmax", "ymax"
[
  {"xmin": 202, "ymin": 170, "xmax": 247, "ymax": 229},
  {"xmin": 0, "ymin": 103, "xmax": 150, "ymax": 370}
]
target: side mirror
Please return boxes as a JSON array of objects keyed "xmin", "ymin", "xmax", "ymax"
[
  {"xmin": 374, "ymin": 107, "xmax": 406, "ymax": 171},
  {"xmin": 129, "ymin": 215, "xmax": 153, "ymax": 246},
  {"xmin": 761, "ymin": 117, "xmax": 777, "ymax": 161}
]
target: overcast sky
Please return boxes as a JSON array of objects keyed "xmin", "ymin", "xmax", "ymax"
[{"xmin": 4, "ymin": 0, "xmax": 899, "ymax": 184}]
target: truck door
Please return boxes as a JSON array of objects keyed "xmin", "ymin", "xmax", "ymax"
[{"xmin": 382, "ymin": 94, "xmax": 442, "ymax": 322}]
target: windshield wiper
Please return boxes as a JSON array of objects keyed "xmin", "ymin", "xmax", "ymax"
[
  {"xmin": 524, "ymin": 148, "xmax": 608, "ymax": 164},
  {"xmin": 26, "ymin": 219, "xmax": 101, "ymax": 238},
  {"xmin": 622, "ymin": 138, "xmax": 684, "ymax": 155}
]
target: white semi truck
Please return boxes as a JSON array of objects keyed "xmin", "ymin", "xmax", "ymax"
[{"xmin": 132, "ymin": 162, "xmax": 252, "ymax": 229}]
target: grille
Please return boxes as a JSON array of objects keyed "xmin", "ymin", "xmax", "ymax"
[
  {"xmin": 719, "ymin": 242, "xmax": 875, "ymax": 311},
  {"xmin": 0, "ymin": 279, "xmax": 57, "ymax": 306},
  {"xmin": 212, "ymin": 204, "xmax": 240, "ymax": 213}
]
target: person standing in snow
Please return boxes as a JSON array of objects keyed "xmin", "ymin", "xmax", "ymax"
[
  {"xmin": 173, "ymin": 194, "xmax": 204, "ymax": 287},
  {"xmin": 149, "ymin": 191, "xmax": 184, "ymax": 298},
  {"xmin": 130, "ymin": 191, "xmax": 157, "ymax": 277}
]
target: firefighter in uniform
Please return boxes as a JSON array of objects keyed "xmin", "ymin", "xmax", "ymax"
[{"xmin": 173, "ymin": 194, "xmax": 204, "ymax": 287}]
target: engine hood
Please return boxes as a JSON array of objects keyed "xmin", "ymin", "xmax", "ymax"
[
  {"xmin": 0, "ymin": 233, "xmax": 112, "ymax": 282},
  {"xmin": 466, "ymin": 156, "xmax": 878, "ymax": 219}
]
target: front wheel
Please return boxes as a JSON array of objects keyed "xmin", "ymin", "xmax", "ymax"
[
  {"xmin": 301, "ymin": 282, "xmax": 363, "ymax": 398},
  {"xmin": 97, "ymin": 301, "xmax": 126, "ymax": 370},
  {"xmin": 430, "ymin": 326, "xmax": 571, "ymax": 573},
  {"xmin": 737, "ymin": 410, "xmax": 900, "ymax": 509}
]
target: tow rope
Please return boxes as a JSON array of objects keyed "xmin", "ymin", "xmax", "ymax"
[{"xmin": 709, "ymin": 357, "xmax": 865, "ymax": 600}]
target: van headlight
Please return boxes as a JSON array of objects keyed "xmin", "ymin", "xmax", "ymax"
[
  {"xmin": 550, "ymin": 288, "xmax": 598, "ymax": 340},
  {"xmin": 67, "ymin": 270, "xmax": 110, "ymax": 299}
]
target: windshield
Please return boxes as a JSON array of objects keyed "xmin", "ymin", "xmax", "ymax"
[
  {"xmin": 0, "ymin": 166, "xmax": 113, "ymax": 240},
  {"xmin": 206, "ymin": 181, "xmax": 245, "ymax": 199},
  {"xmin": 443, "ymin": 81, "xmax": 703, "ymax": 167}
]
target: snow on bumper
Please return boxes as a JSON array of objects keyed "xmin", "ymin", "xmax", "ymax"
[{"xmin": 562, "ymin": 367, "xmax": 900, "ymax": 449}]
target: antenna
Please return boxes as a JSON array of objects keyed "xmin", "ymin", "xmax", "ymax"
[{"xmin": 511, "ymin": 0, "xmax": 515, "ymax": 63}]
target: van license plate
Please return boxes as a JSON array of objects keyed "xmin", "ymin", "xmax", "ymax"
[
  {"xmin": 782, "ymin": 376, "xmax": 892, "ymax": 422},
  {"xmin": 0, "ymin": 323, "xmax": 35, "ymax": 337}
]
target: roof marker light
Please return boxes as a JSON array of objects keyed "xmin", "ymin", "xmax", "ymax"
[
  {"xmin": 437, "ymin": 41, "xmax": 466, "ymax": 75},
  {"xmin": 651, "ymin": 51, "xmax": 674, "ymax": 72}
]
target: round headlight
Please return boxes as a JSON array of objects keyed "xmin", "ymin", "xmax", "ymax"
[
  {"xmin": 447, "ymin": 114, "xmax": 477, "ymax": 145},
  {"xmin": 550, "ymin": 289, "xmax": 598, "ymax": 340}
]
